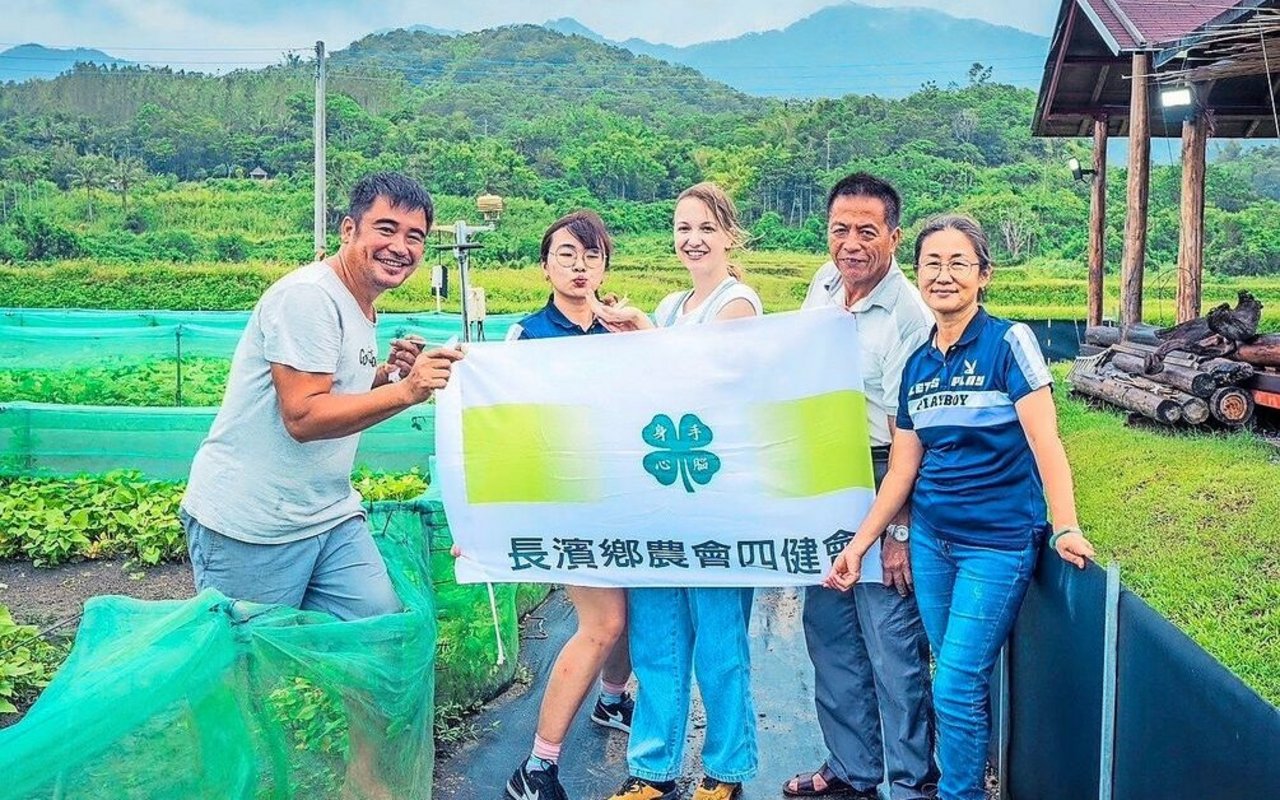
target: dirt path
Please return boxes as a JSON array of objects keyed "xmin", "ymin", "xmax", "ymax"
[
  {"xmin": 0, "ymin": 559, "xmax": 194, "ymax": 628},
  {"xmin": 433, "ymin": 586, "xmax": 831, "ymax": 799}
]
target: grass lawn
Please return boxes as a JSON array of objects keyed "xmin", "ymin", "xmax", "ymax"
[{"xmin": 1055, "ymin": 364, "xmax": 1280, "ymax": 704}]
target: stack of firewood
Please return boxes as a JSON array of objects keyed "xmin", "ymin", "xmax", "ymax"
[{"xmin": 1070, "ymin": 291, "xmax": 1280, "ymax": 428}]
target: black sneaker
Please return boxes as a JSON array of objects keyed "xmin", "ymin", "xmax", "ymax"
[
  {"xmin": 505, "ymin": 758, "xmax": 569, "ymax": 800},
  {"xmin": 590, "ymin": 691, "xmax": 635, "ymax": 733}
]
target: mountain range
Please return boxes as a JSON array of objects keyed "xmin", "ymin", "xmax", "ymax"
[
  {"xmin": 542, "ymin": 5, "xmax": 1048, "ymax": 97},
  {"xmin": 1, "ymin": 3, "xmax": 1050, "ymax": 98},
  {"xmin": 0, "ymin": 43, "xmax": 127, "ymax": 83}
]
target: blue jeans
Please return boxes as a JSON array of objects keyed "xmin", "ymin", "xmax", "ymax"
[
  {"xmin": 625, "ymin": 587, "xmax": 758, "ymax": 784},
  {"xmin": 910, "ymin": 524, "xmax": 1039, "ymax": 800}
]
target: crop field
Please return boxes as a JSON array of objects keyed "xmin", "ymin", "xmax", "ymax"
[{"xmin": 5, "ymin": 252, "xmax": 1280, "ymax": 329}]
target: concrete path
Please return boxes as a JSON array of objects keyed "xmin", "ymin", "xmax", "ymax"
[{"xmin": 434, "ymin": 587, "xmax": 831, "ymax": 799}]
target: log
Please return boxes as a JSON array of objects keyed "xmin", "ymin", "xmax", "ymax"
[
  {"xmin": 1247, "ymin": 370, "xmax": 1280, "ymax": 394},
  {"xmin": 1097, "ymin": 367, "xmax": 1211, "ymax": 424},
  {"xmin": 1085, "ymin": 326, "xmax": 1121, "ymax": 347},
  {"xmin": 1181, "ymin": 396, "xmax": 1211, "ymax": 425},
  {"xmin": 1109, "ymin": 340, "xmax": 1247, "ymax": 378},
  {"xmin": 1155, "ymin": 292, "xmax": 1262, "ymax": 358},
  {"xmin": 1070, "ymin": 369, "xmax": 1182, "ymax": 424},
  {"xmin": 1085, "ymin": 324, "xmax": 1163, "ymax": 348},
  {"xmin": 1208, "ymin": 386, "xmax": 1254, "ymax": 427},
  {"xmin": 1110, "ymin": 340, "xmax": 1198, "ymax": 366},
  {"xmin": 1122, "ymin": 324, "xmax": 1161, "ymax": 346},
  {"xmin": 1200, "ymin": 358, "xmax": 1255, "ymax": 386},
  {"xmin": 1235, "ymin": 335, "xmax": 1280, "ymax": 368},
  {"xmin": 1104, "ymin": 352, "xmax": 1216, "ymax": 397}
]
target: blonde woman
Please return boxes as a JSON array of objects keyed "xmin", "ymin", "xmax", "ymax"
[{"xmin": 592, "ymin": 183, "xmax": 761, "ymax": 800}]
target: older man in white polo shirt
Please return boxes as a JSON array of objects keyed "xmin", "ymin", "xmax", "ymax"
[{"xmin": 784, "ymin": 173, "xmax": 938, "ymax": 800}]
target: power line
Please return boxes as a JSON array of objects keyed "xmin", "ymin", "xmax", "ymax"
[
  {"xmin": 1, "ymin": 60, "xmax": 1047, "ymax": 86},
  {"xmin": 1, "ymin": 69, "xmax": 1044, "ymax": 96},
  {"xmin": 0, "ymin": 42, "xmax": 310, "ymax": 52},
  {"xmin": 0, "ymin": 49, "xmax": 1046, "ymax": 72},
  {"xmin": 0, "ymin": 55, "xmax": 305, "ymax": 67}
]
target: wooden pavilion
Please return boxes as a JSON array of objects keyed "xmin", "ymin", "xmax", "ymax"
[{"xmin": 1034, "ymin": 0, "xmax": 1280, "ymax": 327}]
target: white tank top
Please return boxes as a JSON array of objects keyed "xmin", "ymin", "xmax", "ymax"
[{"xmin": 654, "ymin": 277, "xmax": 763, "ymax": 328}]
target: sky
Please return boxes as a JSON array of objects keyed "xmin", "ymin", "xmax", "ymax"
[{"xmin": 7, "ymin": 0, "xmax": 1061, "ymax": 70}]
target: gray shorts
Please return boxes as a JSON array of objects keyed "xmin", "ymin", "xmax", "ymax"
[{"xmin": 181, "ymin": 510, "xmax": 402, "ymax": 621}]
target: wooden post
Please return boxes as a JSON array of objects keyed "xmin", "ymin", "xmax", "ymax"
[
  {"xmin": 1088, "ymin": 117, "xmax": 1109, "ymax": 326},
  {"xmin": 1176, "ymin": 112, "xmax": 1208, "ymax": 323},
  {"xmin": 1120, "ymin": 53, "xmax": 1151, "ymax": 327}
]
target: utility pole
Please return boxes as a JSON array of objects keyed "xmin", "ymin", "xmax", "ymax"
[{"xmin": 313, "ymin": 40, "xmax": 327, "ymax": 259}]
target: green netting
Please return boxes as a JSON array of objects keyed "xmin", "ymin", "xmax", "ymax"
[
  {"xmin": 0, "ymin": 309, "xmax": 526, "ymax": 368},
  {"xmin": 0, "ymin": 308, "xmax": 526, "ymax": 413},
  {"xmin": 0, "ymin": 402, "xmax": 437, "ymax": 479},
  {"xmin": 421, "ymin": 498, "xmax": 523, "ymax": 708},
  {"xmin": 0, "ymin": 500, "xmax": 440, "ymax": 800},
  {"xmin": 0, "ymin": 493, "xmax": 536, "ymax": 799}
]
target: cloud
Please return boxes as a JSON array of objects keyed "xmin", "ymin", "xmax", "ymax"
[{"xmin": 5, "ymin": 0, "xmax": 1060, "ymax": 67}]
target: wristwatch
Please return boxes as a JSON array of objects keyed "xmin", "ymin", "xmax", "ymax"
[{"xmin": 887, "ymin": 524, "xmax": 910, "ymax": 543}]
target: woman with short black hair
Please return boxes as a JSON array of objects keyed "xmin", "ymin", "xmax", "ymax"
[
  {"xmin": 502, "ymin": 210, "xmax": 636, "ymax": 800},
  {"xmin": 824, "ymin": 214, "xmax": 1095, "ymax": 800}
]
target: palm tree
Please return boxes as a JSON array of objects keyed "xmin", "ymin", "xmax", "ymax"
[
  {"xmin": 67, "ymin": 154, "xmax": 111, "ymax": 222},
  {"xmin": 109, "ymin": 155, "xmax": 148, "ymax": 215}
]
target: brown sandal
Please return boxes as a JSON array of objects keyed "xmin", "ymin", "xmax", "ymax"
[{"xmin": 782, "ymin": 764, "xmax": 872, "ymax": 798}]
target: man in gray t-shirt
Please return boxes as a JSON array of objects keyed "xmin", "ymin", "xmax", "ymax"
[{"xmin": 181, "ymin": 172, "xmax": 461, "ymax": 621}]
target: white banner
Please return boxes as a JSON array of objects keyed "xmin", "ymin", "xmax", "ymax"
[{"xmin": 435, "ymin": 307, "xmax": 882, "ymax": 587}]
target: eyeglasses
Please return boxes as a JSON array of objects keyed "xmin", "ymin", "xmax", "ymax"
[
  {"xmin": 552, "ymin": 248, "xmax": 606, "ymax": 269},
  {"xmin": 918, "ymin": 260, "xmax": 980, "ymax": 277}
]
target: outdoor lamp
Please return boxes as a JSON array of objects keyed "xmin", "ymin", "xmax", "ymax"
[
  {"xmin": 1160, "ymin": 85, "xmax": 1194, "ymax": 110},
  {"xmin": 1068, "ymin": 157, "xmax": 1096, "ymax": 182},
  {"xmin": 1160, "ymin": 84, "xmax": 1198, "ymax": 125}
]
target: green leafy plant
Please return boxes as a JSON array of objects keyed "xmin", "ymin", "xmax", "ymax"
[
  {"xmin": 0, "ymin": 604, "xmax": 65, "ymax": 715},
  {"xmin": 351, "ymin": 467, "xmax": 428, "ymax": 502},
  {"xmin": 0, "ymin": 472, "xmax": 184, "ymax": 566},
  {"xmin": 0, "ymin": 470, "xmax": 429, "ymax": 567},
  {"xmin": 0, "ymin": 357, "xmax": 230, "ymax": 407}
]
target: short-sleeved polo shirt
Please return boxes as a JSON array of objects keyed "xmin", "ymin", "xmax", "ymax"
[
  {"xmin": 505, "ymin": 295, "xmax": 611, "ymax": 341},
  {"xmin": 896, "ymin": 308, "xmax": 1053, "ymax": 549},
  {"xmin": 801, "ymin": 261, "xmax": 932, "ymax": 447}
]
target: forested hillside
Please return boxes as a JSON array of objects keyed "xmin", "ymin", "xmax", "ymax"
[{"xmin": 1, "ymin": 26, "xmax": 1278, "ymax": 275}]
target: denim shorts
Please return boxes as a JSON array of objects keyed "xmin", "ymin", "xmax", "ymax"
[{"xmin": 181, "ymin": 510, "xmax": 402, "ymax": 621}]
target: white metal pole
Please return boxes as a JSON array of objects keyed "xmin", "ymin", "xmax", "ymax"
[
  {"xmin": 313, "ymin": 40, "xmax": 327, "ymax": 259},
  {"xmin": 996, "ymin": 643, "xmax": 1011, "ymax": 800},
  {"xmin": 1098, "ymin": 562, "xmax": 1121, "ymax": 800},
  {"xmin": 455, "ymin": 221, "xmax": 472, "ymax": 342}
]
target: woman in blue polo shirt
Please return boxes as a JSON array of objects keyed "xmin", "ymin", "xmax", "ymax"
[
  {"xmin": 823, "ymin": 214, "xmax": 1095, "ymax": 800},
  {"xmin": 502, "ymin": 210, "xmax": 635, "ymax": 800}
]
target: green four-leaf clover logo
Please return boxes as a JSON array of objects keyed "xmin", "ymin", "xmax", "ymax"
[{"xmin": 642, "ymin": 413, "xmax": 721, "ymax": 493}]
